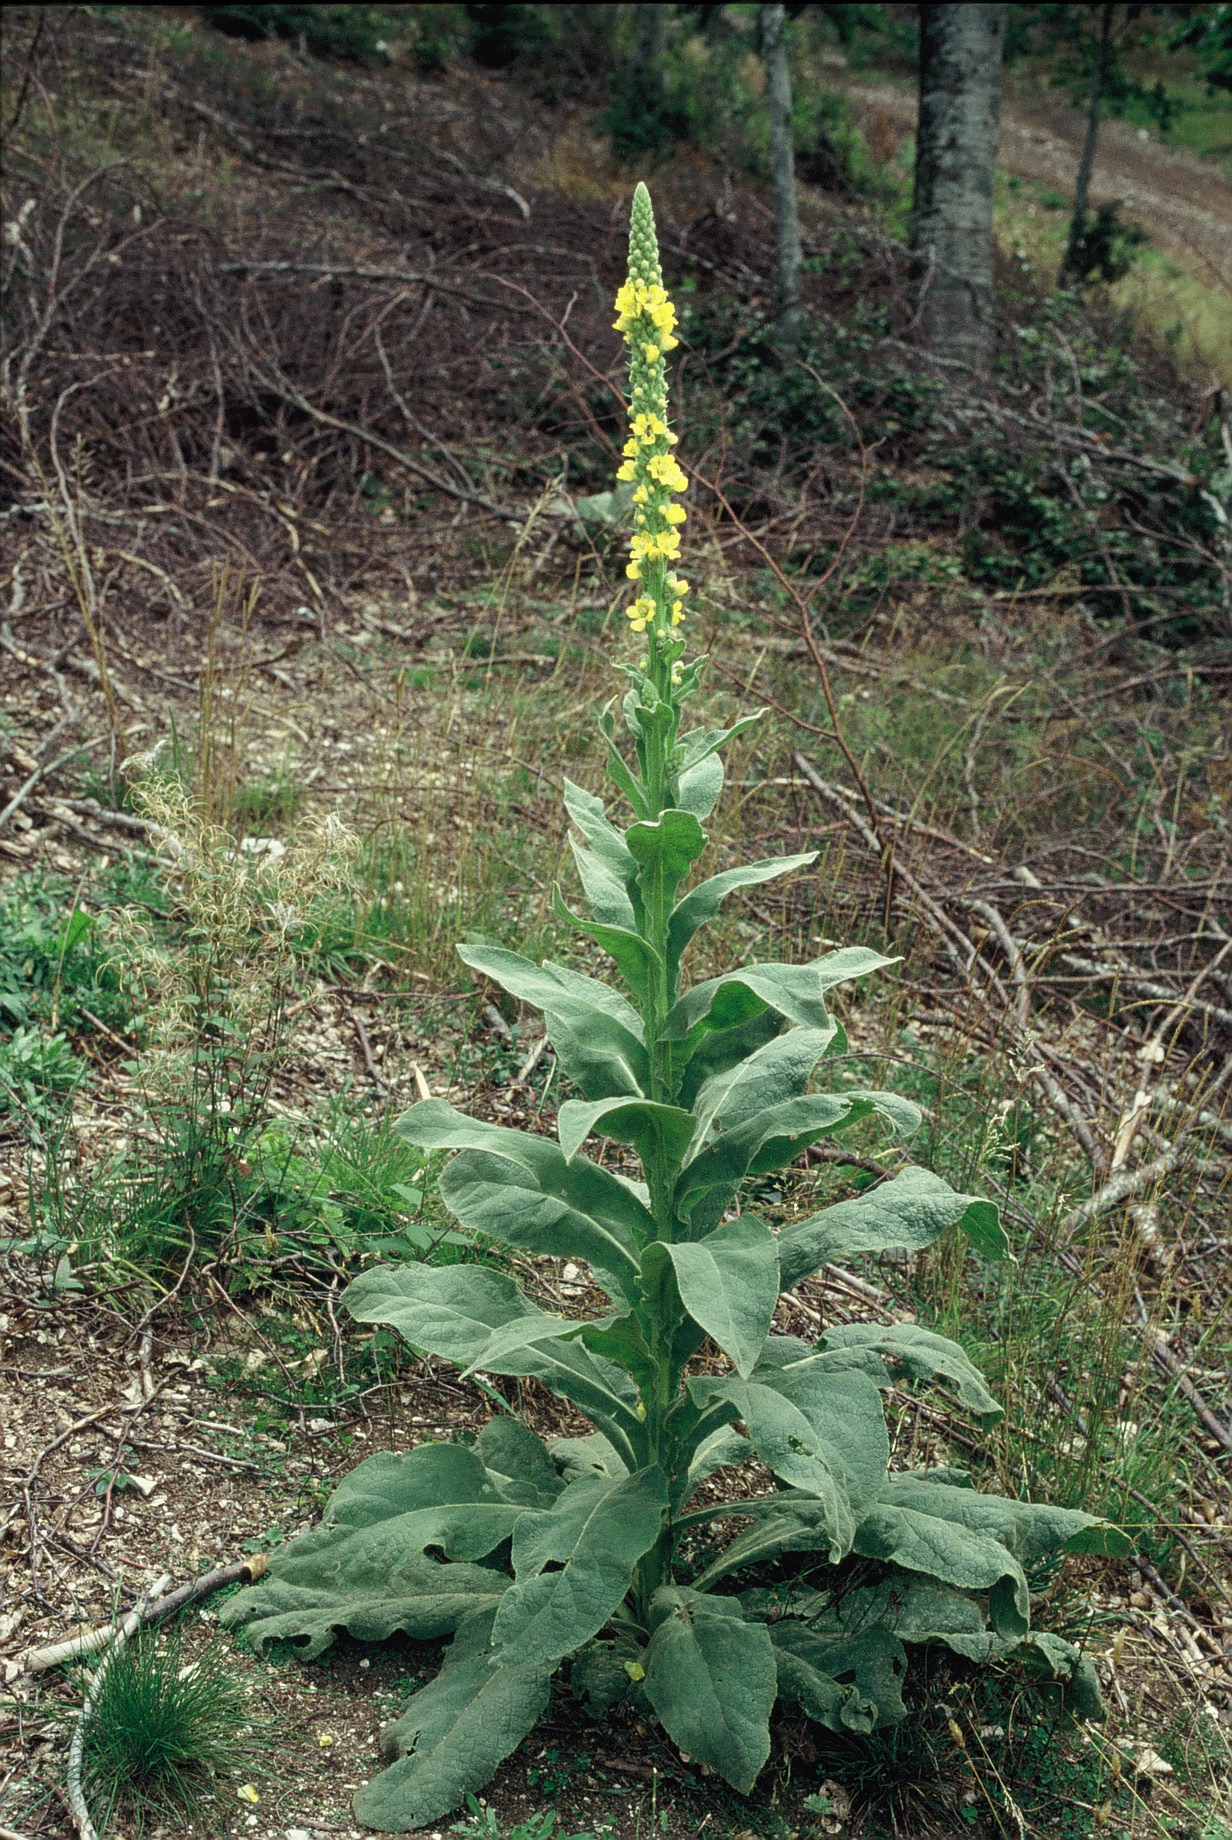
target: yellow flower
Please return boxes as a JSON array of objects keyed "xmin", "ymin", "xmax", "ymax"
[
  {"xmin": 671, "ymin": 602, "xmax": 685, "ymax": 625},
  {"xmin": 632, "ymin": 485, "xmax": 649, "ymax": 504},
  {"xmin": 626, "ymin": 560, "xmax": 641, "ymax": 579},
  {"xmin": 644, "ymin": 343, "xmax": 660, "ymax": 362},
  {"xmin": 664, "ymin": 504, "xmax": 686, "ymax": 525},
  {"xmin": 237, "ymin": 1786, "xmax": 260, "ymax": 1806},
  {"xmin": 616, "ymin": 460, "xmax": 636, "ymax": 481}
]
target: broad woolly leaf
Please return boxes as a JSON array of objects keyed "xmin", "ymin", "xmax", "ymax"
[
  {"xmin": 455, "ymin": 946, "xmax": 648, "ymax": 1099},
  {"xmin": 675, "ymin": 1092, "xmax": 911, "ymax": 1236},
  {"xmin": 393, "ymin": 1101, "xmax": 650, "ymax": 1301},
  {"xmin": 566, "ymin": 844, "xmax": 637, "ymax": 931},
  {"xmin": 675, "ymin": 715, "xmax": 766, "ymax": 775},
  {"xmin": 685, "ymin": 1026, "xmax": 839, "ymax": 1153},
  {"xmin": 642, "ymin": 1588, "xmax": 776, "ymax": 1793},
  {"xmin": 683, "ymin": 1424, "xmax": 754, "ymax": 1506},
  {"xmin": 768, "ymin": 1617, "xmax": 907, "ymax": 1734},
  {"xmin": 647, "ymin": 1216, "xmax": 779, "ymax": 1379},
  {"xmin": 555, "ymin": 895, "xmax": 663, "ymax": 1009},
  {"xmin": 549, "ymin": 1430, "xmax": 627, "ymax": 1482},
  {"xmin": 345, "ymin": 1264, "xmax": 645, "ymax": 1467},
  {"xmin": 322, "ymin": 1442, "xmax": 494, "ymax": 1529},
  {"xmin": 344, "ymin": 1262, "xmax": 586, "ymax": 1377},
  {"xmin": 745, "ymin": 1366, "xmax": 890, "ymax": 1519},
  {"xmin": 1016, "ymin": 1630, "xmax": 1106, "ymax": 1721},
  {"xmin": 852, "ymin": 1502, "xmax": 1032, "ymax": 1636},
  {"xmin": 878, "ymin": 1473, "xmax": 1130, "ymax": 1564},
  {"xmin": 563, "ymin": 778, "xmax": 640, "ymax": 927},
  {"xmin": 557, "ymin": 1095, "xmax": 696, "ymax": 1173},
  {"xmin": 599, "ymin": 705, "xmax": 649, "ymax": 818},
  {"xmin": 687, "ymin": 1377, "xmax": 856, "ymax": 1559},
  {"xmin": 626, "ymin": 808, "xmax": 708, "ymax": 901},
  {"xmin": 221, "ymin": 1551, "xmax": 507, "ymax": 1662},
  {"xmin": 493, "ymin": 1466, "xmax": 668, "ymax": 1668},
  {"xmin": 814, "ymin": 1323, "xmax": 1003, "ymax": 1428},
  {"xmin": 691, "ymin": 1496, "xmax": 845, "ymax": 1588},
  {"xmin": 667, "ymin": 853, "xmax": 817, "ymax": 972},
  {"xmin": 355, "ymin": 1608, "xmax": 551, "ymax": 1833},
  {"xmin": 475, "ymin": 1418, "xmax": 565, "ymax": 1509},
  {"xmin": 664, "ymin": 948, "xmax": 898, "ymax": 1049},
  {"xmin": 777, "ymin": 1166, "xmax": 1009, "ymax": 1289},
  {"xmin": 676, "ymin": 748, "xmax": 723, "ymax": 819}
]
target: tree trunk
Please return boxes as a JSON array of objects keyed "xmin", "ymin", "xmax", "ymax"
[
  {"xmin": 1060, "ymin": 1, "xmax": 1115, "ymax": 284},
  {"xmin": 761, "ymin": 2, "xmax": 803, "ymax": 347},
  {"xmin": 911, "ymin": 3, "xmax": 1007, "ymax": 372}
]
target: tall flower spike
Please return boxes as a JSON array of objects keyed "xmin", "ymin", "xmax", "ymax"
[{"xmin": 615, "ymin": 183, "xmax": 688, "ymax": 650}]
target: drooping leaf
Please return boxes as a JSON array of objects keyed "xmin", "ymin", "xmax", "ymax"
[
  {"xmin": 493, "ymin": 1466, "xmax": 668, "ymax": 1668},
  {"xmin": 344, "ymin": 1263, "xmax": 645, "ymax": 1465},
  {"xmin": 344, "ymin": 1262, "xmax": 587, "ymax": 1378},
  {"xmin": 393, "ymin": 1101, "xmax": 650, "ymax": 1301},
  {"xmin": 691, "ymin": 1495, "xmax": 848, "ymax": 1588},
  {"xmin": 686, "ymin": 1377, "xmax": 856, "ymax": 1560},
  {"xmin": 777, "ymin": 1166, "xmax": 1009, "ymax": 1289},
  {"xmin": 556, "ymin": 1095, "xmax": 696, "ymax": 1173},
  {"xmin": 475, "ymin": 1418, "xmax": 564, "ymax": 1509},
  {"xmin": 768, "ymin": 1616, "xmax": 907, "ymax": 1734},
  {"xmin": 852, "ymin": 1501, "xmax": 1032, "ymax": 1637},
  {"xmin": 745, "ymin": 1365, "xmax": 891, "ymax": 1520},
  {"xmin": 813, "ymin": 1323, "xmax": 1003, "ymax": 1428},
  {"xmin": 549, "ymin": 1430, "xmax": 626, "ymax": 1482},
  {"xmin": 1016, "ymin": 1629, "xmax": 1106, "ymax": 1721},
  {"xmin": 599, "ymin": 704, "xmax": 649, "ymax": 818},
  {"xmin": 221, "ymin": 1547, "xmax": 508, "ymax": 1661},
  {"xmin": 455, "ymin": 946, "xmax": 648, "ymax": 1099},
  {"xmin": 321, "ymin": 1441, "xmax": 494, "ymax": 1529},
  {"xmin": 667, "ymin": 853, "xmax": 817, "ymax": 972},
  {"xmin": 682, "ymin": 1424, "xmax": 754, "ymax": 1506},
  {"xmin": 676, "ymin": 1091, "xmax": 919, "ymax": 1236},
  {"xmin": 642, "ymin": 1588, "xmax": 776, "ymax": 1793},
  {"xmin": 664, "ymin": 948, "xmax": 897, "ymax": 1051},
  {"xmin": 563, "ymin": 778, "xmax": 640, "ymax": 928},
  {"xmin": 555, "ymin": 895, "xmax": 663, "ymax": 1009},
  {"xmin": 355, "ymin": 1607, "xmax": 552, "ymax": 1833},
  {"xmin": 648, "ymin": 1216, "xmax": 779, "ymax": 1379},
  {"xmin": 876, "ymin": 1473, "xmax": 1130, "ymax": 1565}
]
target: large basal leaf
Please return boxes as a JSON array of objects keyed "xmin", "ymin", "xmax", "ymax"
[
  {"xmin": 474, "ymin": 1417, "xmax": 564, "ymax": 1509},
  {"xmin": 685, "ymin": 1026, "xmax": 838, "ymax": 1155},
  {"xmin": 814, "ymin": 1323, "xmax": 1004, "ymax": 1428},
  {"xmin": 667, "ymin": 852, "xmax": 817, "ymax": 970},
  {"xmin": 394, "ymin": 1100, "xmax": 650, "ymax": 1301},
  {"xmin": 321, "ymin": 1440, "xmax": 494, "ymax": 1528},
  {"xmin": 344, "ymin": 1262, "xmax": 588, "ymax": 1377},
  {"xmin": 877, "ymin": 1473, "xmax": 1130, "ymax": 1565},
  {"xmin": 455, "ymin": 945, "xmax": 649, "ymax": 1099},
  {"xmin": 686, "ymin": 1377, "xmax": 856, "ymax": 1560},
  {"xmin": 571, "ymin": 1629, "xmax": 647, "ymax": 1714},
  {"xmin": 1016, "ymin": 1629, "xmax": 1106, "ymax": 1721},
  {"xmin": 767, "ymin": 1616, "xmax": 907, "ymax": 1734},
  {"xmin": 691, "ymin": 1496, "xmax": 848, "ymax": 1588},
  {"xmin": 221, "ymin": 1547, "xmax": 509, "ymax": 1661},
  {"xmin": 676, "ymin": 1091, "xmax": 919, "ymax": 1236},
  {"xmin": 355, "ymin": 1607, "xmax": 552, "ymax": 1833},
  {"xmin": 777, "ymin": 1165, "xmax": 1009, "ymax": 1289},
  {"xmin": 642, "ymin": 1588, "xmax": 776, "ymax": 1794},
  {"xmin": 646, "ymin": 1216, "xmax": 779, "ymax": 1379},
  {"xmin": 556, "ymin": 1094, "xmax": 696, "ymax": 1173},
  {"xmin": 852, "ymin": 1501, "xmax": 1032, "ymax": 1636},
  {"xmin": 493, "ymin": 1466, "xmax": 668, "ymax": 1668}
]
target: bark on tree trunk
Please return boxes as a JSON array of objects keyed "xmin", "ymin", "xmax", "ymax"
[
  {"xmin": 1060, "ymin": 1, "xmax": 1115, "ymax": 284},
  {"xmin": 911, "ymin": 3, "xmax": 1007, "ymax": 372},
  {"xmin": 761, "ymin": 2, "xmax": 803, "ymax": 347}
]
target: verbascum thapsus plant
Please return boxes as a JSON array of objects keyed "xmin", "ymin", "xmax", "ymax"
[{"xmin": 224, "ymin": 184, "xmax": 1127, "ymax": 1833}]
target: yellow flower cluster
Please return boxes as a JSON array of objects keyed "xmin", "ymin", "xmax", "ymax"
[
  {"xmin": 614, "ymin": 266, "xmax": 690, "ymax": 637},
  {"xmin": 612, "ymin": 280, "xmax": 680, "ymax": 350}
]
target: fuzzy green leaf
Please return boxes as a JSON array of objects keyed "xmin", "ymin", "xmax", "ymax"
[
  {"xmin": 776, "ymin": 1166, "xmax": 1009, "ymax": 1289},
  {"xmin": 813, "ymin": 1323, "xmax": 1004, "ymax": 1428},
  {"xmin": 554, "ymin": 896, "xmax": 662, "ymax": 1008},
  {"xmin": 686, "ymin": 1377, "xmax": 857, "ymax": 1559},
  {"xmin": 648, "ymin": 1216, "xmax": 779, "ymax": 1378},
  {"xmin": 394, "ymin": 1101, "xmax": 650, "ymax": 1301},
  {"xmin": 557, "ymin": 1095, "xmax": 696, "ymax": 1173},
  {"xmin": 668, "ymin": 853, "xmax": 817, "ymax": 971},
  {"xmin": 685, "ymin": 1025, "xmax": 838, "ymax": 1153},
  {"xmin": 493, "ymin": 1466, "xmax": 668, "ymax": 1668},
  {"xmin": 626, "ymin": 808, "xmax": 708, "ymax": 900},
  {"xmin": 675, "ymin": 715, "xmax": 766, "ymax": 775},
  {"xmin": 475, "ymin": 1418, "xmax": 565, "ymax": 1509},
  {"xmin": 877, "ymin": 1473, "xmax": 1130, "ymax": 1564},
  {"xmin": 768, "ymin": 1616, "xmax": 907, "ymax": 1734},
  {"xmin": 675, "ymin": 749, "xmax": 724, "ymax": 820},
  {"xmin": 455, "ymin": 946, "xmax": 648, "ymax": 1099},
  {"xmin": 355, "ymin": 1608, "xmax": 552, "ymax": 1833},
  {"xmin": 745, "ymin": 1365, "xmax": 891, "ymax": 1519},
  {"xmin": 683, "ymin": 1424, "xmax": 754, "ymax": 1505},
  {"xmin": 345, "ymin": 1262, "xmax": 585, "ymax": 1377},
  {"xmin": 675, "ymin": 1091, "xmax": 918, "ymax": 1236},
  {"xmin": 664, "ymin": 948, "xmax": 897, "ymax": 1047},
  {"xmin": 642, "ymin": 1588, "xmax": 776, "ymax": 1793},
  {"xmin": 852, "ymin": 1501, "xmax": 1032, "ymax": 1636}
]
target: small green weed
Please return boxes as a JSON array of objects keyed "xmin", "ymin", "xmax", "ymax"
[{"xmin": 76, "ymin": 1619, "xmax": 265, "ymax": 1834}]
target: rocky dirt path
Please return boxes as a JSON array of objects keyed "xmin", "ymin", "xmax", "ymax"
[{"xmin": 849, "ymin": 78, "xmax": 1232, "ymax": 287}]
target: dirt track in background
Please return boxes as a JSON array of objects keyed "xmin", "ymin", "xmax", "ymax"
[{"xmin": 848, "ymin": 79, "xmax": 1232, "ymax": 288}]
